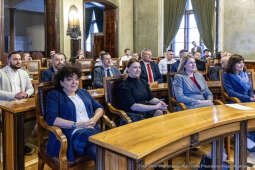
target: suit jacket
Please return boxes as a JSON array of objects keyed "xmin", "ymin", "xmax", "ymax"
[
  {"xmin": 93, "ymin": 66, "xmax": 121, "ymax": 88},
  {"xmin": 173, "ymin": 72, "xmax": 213, "ymax": 109},
  {"xmin": 0, "ymin": 66, "xmax": 34, "ymax": 102},
  {"xmin": 191, "ymin": 46, "xmax": 202, "ymax": 55},
  {"xmin": 42, "ymin": 67, "xmax": 55, "ymax": 82},
  {"xmin": 45, "ymin": 88, "xmax": 103, "ymax": 161},
  {"xmin": 170, "ymin": 60, "xmax": 180, "ymax": 73},
  {"xmin": 140, "ymin": 61, "xmax": 163, "ymax": 83},
  {"xmin": 222, "ymin": 72, "xmax": 253, "ymax": 102}
]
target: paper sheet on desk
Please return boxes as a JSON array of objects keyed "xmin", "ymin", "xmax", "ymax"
[{"xmin": 225, "ymin": 104, "xmax": 254, "ymax": 110}]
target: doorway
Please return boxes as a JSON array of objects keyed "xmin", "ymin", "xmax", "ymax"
[{"xmin": 84, "ymin": 0, "xmax": 118, "ymax": 59}]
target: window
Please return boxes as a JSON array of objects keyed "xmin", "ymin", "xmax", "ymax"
[
  {"xmin": 172, "ymin": 0, "xmax": 207, "ymax": 56},
  {"xmin": 85, "ymin": 10, "xmax": 99, "ymax": 52}
]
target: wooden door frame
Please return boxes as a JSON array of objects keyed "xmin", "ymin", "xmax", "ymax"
[{"xmin": 83, "ymin": 0, "xmax": 118, "ymax": 58}]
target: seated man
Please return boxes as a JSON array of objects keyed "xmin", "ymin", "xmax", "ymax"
[
  {"xmin": 208, "ymin": 55, "xmax": 230, "ymax": 81},
  {"xmin": 201, "ymin": 49, "xmax": 210, "ymax": 63},
  {"xmin": 194, "ymin": 52, "xmax": 206, "ymax": 71},
  {"xmin": 93, "ymin": 52, "xmax": 121, "ymax": 88},
  {"xmin": 69, "ymin": 50, "xmax": 85, "ymax": 64},
  {"xmin": 140, "ymin": 48, "xmax": 163, "ymax": 83},
  {"xmin": 120, "ymin": 48, "xmax": 132, "ymax": 66},
  {"xmin": 0, "ymin": 51, "xmax": 35, "ymax": 154},
  {"xmin": 22, "ymin": 52, "xmax": 32, "ymax": 61},
  {"xmin": 170, "ymin": 49, "xmax": 188, "ymax": 73},
  {"xmin": 94, "ymin": 50, "xmax": 105, "ymax": 67},
  {"xmin": 42, "ymin": 53, "xmax": 66, "ymax": 82},
  {"xmin": 158, "ymin": 50, "xmax": 176, "ymax": 75}
]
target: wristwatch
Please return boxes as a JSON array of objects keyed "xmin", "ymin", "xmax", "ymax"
[{"xmin": 72, "ymin": 122, "xmax": 77, "ymax": 129}]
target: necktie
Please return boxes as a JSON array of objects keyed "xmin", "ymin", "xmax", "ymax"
[
  {"xmin": 147, "ymin": 64, "xmax": 153, "ymax": 83},
  {"xmin": 107, "ymin": 69, "xmax": 111, "ymax": 77}
]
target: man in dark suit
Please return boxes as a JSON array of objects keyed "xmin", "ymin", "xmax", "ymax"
[
  {"xmin": 140, "ymin": 48, "xmax": 162, "ymax": 83},
  {"xmin": 191, "ymin": 41, "xmax": 202, "ymax": 56},
  {"xmin": 194, "ymin": 52, "xmax": 206, "ymax": 71},
  {"xmin": 93, "ymin": 52, "xmax": 121, "ymax": 88},
  {"xmin": 42, "ymin": 53, "xmax": 66, "ymax": 82},
  {"xmin": 170, "ymin": 49, "xmax": 188, "ymax": 73}
]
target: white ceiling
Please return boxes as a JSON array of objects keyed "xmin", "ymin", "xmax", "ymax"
[{"xmin": 5, "ymin": 0, "xmax": 44, "ymax": 13}]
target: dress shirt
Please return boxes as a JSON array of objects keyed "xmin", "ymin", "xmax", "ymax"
[
  {"xmin": 104, "ymin": 66, "xmax": 113, "ymax": 77},
  {"xmin": 120, "ymin": 55, "xmax": 132, "ymax": 66},
  {"xmin": 143, "ymin": 61, "xmax": 154, "ymax": 82},
  {"xmin": 158, "ymin": 58, "xmax": 176, "ymax": 74},
  {"xmin": 5, "ymin": 66, "xmax": 21, "ymax": 94}
]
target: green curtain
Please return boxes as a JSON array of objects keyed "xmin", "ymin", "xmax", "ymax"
[
  {"xmin": 85, "ymin": 8, "xmax": 93, "ymax": 40},
  {"xmin": 164, "ymin": 0, "xmax": 186, "ymax": 50},
  {"xmin": 94, "ymin": 7, "xmax": 104, "ymax": 33},
  {"xmin": 191, "ymin": 0, "xmax": 215, "ymax": 52}
]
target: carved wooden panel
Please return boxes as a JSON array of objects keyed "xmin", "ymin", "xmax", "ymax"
[
  {"xmin": 104, "ymin": 8, "xmax": 118, "ymax": 58},
  {"xmin": 45, "ymin": 0, "xmax": 60, "ymax": 57}
]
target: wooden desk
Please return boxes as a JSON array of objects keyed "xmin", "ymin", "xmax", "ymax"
[
  {"xmin": 90, "ymin": 103, "xmax": 255, "ymax": 169},
  {"xmin": 0, "ymin": 98, "xmax": 35, "ymax": 170}
]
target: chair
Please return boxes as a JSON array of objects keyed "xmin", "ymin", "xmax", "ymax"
[
  {"xmin": 76, "ymin": 59, "xmax": 94, "ymax": 71},
  {"xmin": 103, "ymin": 75, "xmax": 132, "ymax": 125},
  {"xmin": 26, "ymin": 60, "xmax": 41, "ymax": 74},
  {"xmin": 219, "ymin": 70, "xmax": 241, "ymax": 103},
  {"xmin": 36, "ymin": 82, "xmax": 116, "ymax": 170},
  {"xmin": 38, "ymin": 68, "xmax": 48, "ymax": 83}
]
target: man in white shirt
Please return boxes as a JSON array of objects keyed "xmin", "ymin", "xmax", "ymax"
[
  {"xmin": 0, "ymin": 51, "xmax": 35, "ymax": 155},
  {"xmin": 0, "ymin": 51, "xmax": 34, "ymax": 102},
  {"xmin": 158, "ymin": 50, "xmax": 176, "ymax": 75},
  {"xmin": 120, "ymin": 48, "xmax": 132, "ymax": 66}
]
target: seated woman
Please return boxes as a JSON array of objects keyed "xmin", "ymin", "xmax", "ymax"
[
  {"xmin": 173, "ymin": 55, "xmax": 213, "ymax": 109},
  {"xmin": 45, "ymin": 65, "xmax": 103, "ymax": 162},
  {"xmin": 223, "ymin": 54, "xmax": 255, "ymax": 102},
  {"xmin": 222, "ymin": 54, "xmax": 255, "ymax": 152},
  {"xmin": 117, "ymin": 58, "xmax": 168, "ymax": 123}
]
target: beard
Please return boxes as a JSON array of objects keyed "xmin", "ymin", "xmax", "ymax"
[
  {"xmin": 10, "ymin": 62, "xmax": 21, "ymax": 70},
  {"xmin": 55, "ymin": 63, "xmax": 64, "ymax": 70}
]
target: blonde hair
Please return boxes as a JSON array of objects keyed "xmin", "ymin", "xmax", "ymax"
[{"xmin": 177, "ymin": 55, "xmax": 196, "ymax": 74}]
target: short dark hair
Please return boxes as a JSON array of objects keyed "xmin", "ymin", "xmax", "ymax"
[
  {"xmin": 127, "ymin": 58, "xmax": 139, "ymax": 68},
  {"xmin": 54, "ymin": 64, "xmax": 82, "ymax": 89},
  {"xmin": 8, "ymin": 51, "xmax": 21, "ymax": 59},
  {"xmin": 101, "ymin": 52, "xmax": 111, "ymax": 60},
  {"xmin": 203, "ymin": 49, "xmax": 210, "ymax": 53},
  {"xmin": 225, "ymin": 54, "xmax": 246, "ymax": 74},
  {"xmin": 179, "ymin": 49, "xmax": 188, "ymax": 56},
  {"xmin": 167, "ymin": 49, "xmax": 174, "ymax": 52},
  {"xmin": 124, "ymin": 48, "xmax": 130, "ymax": 53}
]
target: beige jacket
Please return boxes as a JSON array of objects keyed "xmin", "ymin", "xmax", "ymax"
[{"xmin": 0, "ymin": 66, "xmax": 34, "ymax": 102}]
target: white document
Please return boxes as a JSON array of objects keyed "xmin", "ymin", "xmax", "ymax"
[{"xmin": 225, "ymin": 104, "xmax": 253, "ymax": 110}]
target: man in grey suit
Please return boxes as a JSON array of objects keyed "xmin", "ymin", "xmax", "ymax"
[
  {"xmin": 0, "ymin": 51, "xmax": 34, "ymax": 102},
  {"xmin": 0, "ymin": 51, "xmax": 35, "ymax": 155},
  {"xmin": 93, "ymin": 52, "xmax": 121, "ymax": 88}
]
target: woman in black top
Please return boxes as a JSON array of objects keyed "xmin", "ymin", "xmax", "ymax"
[{"xmin": 117, "ymin": 58, "xmax": 168, "ymax": 123}]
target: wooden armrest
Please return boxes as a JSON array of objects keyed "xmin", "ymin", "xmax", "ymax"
[
  {"xmin": 223, "ymin": 92, "xmax": 241, "ymax": 103},
  {"xmin": 37, "ymin": 116, "xmax": 68, "ymax": 163},
  {"xmin": 170, "ymin": 98, "xmax": 187, "ymax": 110},
  {"xmin": 107, "ymin": 103, "xmax": 132, "ymax": 124},
  {"xmin": 102, "ymin": 114, "xmax": 116, "ymax": 129},
  {"xmin": 213, "ymin": 99, "xmax": 224, "ymax": 105}
]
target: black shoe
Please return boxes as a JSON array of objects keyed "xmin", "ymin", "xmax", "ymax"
[{"xmin": 24, "ymin": 145, "xmax": 35, "ymax": 155}]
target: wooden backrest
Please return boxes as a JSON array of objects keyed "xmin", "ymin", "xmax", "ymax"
[
  {"xmin": 36, "ymin": 82, "xmax": 56, "ymax": 116},
  {"xmin": 76, "ymin": 59, "xmax": 94, "ymax": 70},
  {"xmin": 103, "ymin": 74, "xmax": 127, "ymax": 108},
  {"xmin": 167, "ymin": 72, "xmax": 176, "ymax": 99},
  {"xmin": 38, "ymin": 68, "xmax": 48, "ymax": 83},
  {"xmin": 26, "ymin": 60, "xmax": 41, "ymax": 73}
]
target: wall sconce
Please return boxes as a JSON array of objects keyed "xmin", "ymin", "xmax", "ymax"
[{"xmin": 67, "ymin": 5, "xmax": 81, "ymax": 39}]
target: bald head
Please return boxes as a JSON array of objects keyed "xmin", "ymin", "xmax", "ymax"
[{"xmin": 221, "ymin": 56, "xmax": 230, "ymax": 69}]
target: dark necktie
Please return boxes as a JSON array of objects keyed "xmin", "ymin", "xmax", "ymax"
[{"xmin": 107, "ymin": 69, "xmax": 111, "ymax": 77}]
